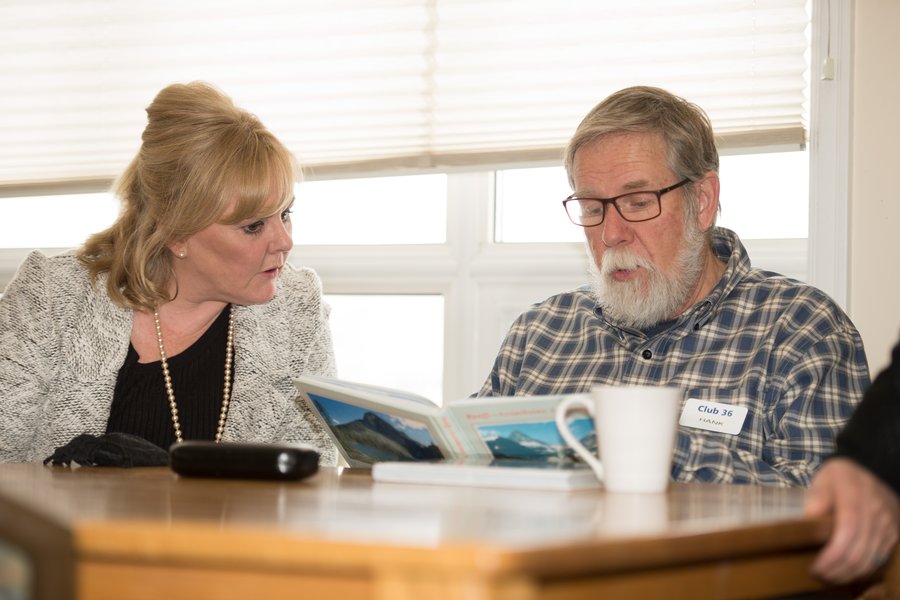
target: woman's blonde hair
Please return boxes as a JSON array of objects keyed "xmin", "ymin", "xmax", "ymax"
[{"xmin": 78, "ymin": 81, "xmax": 300, "ymax": 310}]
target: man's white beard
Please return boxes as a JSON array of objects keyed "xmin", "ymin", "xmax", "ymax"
[{"xmin": 588, "ymin": 221, "xmax": 706, "ymax": 329}]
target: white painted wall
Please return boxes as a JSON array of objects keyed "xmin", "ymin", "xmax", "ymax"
[{"xmin": 849, "ymin": 0, "xmax": 900, "ymax": 375}]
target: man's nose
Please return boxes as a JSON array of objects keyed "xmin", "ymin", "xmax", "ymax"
[{"xmin": 600, "ymin": 205, "xmax": 633, "ymax": 247}]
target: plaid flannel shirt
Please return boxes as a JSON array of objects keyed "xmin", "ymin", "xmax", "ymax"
[{"xmin": 479, "ymin": 227, "xmax": 869, "ymax": 486}]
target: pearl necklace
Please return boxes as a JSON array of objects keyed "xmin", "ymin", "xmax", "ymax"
[{"xmin": 153, "ymin": 305, "xmax": 235, "ymax": 443}]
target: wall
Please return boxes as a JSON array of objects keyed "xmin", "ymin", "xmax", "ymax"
[{"xmin": 849, "ymin": 0, "xmax": 900, "ymax": 375}]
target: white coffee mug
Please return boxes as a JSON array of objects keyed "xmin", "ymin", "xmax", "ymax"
[{"xmin": 555, "ymin": 385, "xmax": 683, "ymax": 493}]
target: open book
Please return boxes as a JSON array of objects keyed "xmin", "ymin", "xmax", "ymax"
[{"xmin": 294, "ymin": 375, "xmax": 596, "ymax": 469}]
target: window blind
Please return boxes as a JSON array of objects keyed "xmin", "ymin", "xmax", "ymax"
[{"xmin": 0, "ymin": 0, "xmax": 808, "ymax": 186}]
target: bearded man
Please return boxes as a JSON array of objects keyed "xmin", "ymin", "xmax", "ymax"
[{"xmin": 478, "ymin": 86, "xmax": 869, "ymax": 487}]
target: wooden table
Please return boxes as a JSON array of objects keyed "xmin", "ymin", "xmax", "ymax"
[{"xmin": 0, "ymin": 462, "xmax": 891, "ymax": 600}]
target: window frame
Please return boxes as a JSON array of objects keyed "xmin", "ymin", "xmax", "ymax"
[
  {"xmin": 0, "ymin": 0, "xmax": 849, "ymax": 403},
  {"xmin": 808, "ymin": 0, "xmax": 851, "ymax": 308}
]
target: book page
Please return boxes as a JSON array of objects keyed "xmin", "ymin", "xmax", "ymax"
[
  {"xmin": 297, "ymin": 374, "xmax": 438, "ymax": 408},
  {"xmin": 444, "ymin": 394, "xmax": 596, "ymax": 461},
  {"xmin": 295, "ymin": 376, "xmax": 464, "ymax": 466}
]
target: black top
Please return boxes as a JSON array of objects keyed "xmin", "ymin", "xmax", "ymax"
[
  {"xmin": 107, "ymin": 306, "xmax": 234, "ymax": 450},
  {"xmin": 834, "ymin": 339, "xmax": 900, "ymax": 494}
]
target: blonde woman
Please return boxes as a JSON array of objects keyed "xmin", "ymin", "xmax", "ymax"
[{"xmin": 0, "ymin": 82, "xmax": 337, "ymax": 464}]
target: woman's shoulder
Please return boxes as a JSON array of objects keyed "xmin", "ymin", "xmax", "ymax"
[
  {"xmin": 236, "ymin": 264, "xmax": 330, "ymax": 349},
  {"xmin": 274, "ymin": 263, "xmax": 325, "ymax": 301},
  {"xmin": 6, "ymin": 249, "xmax": 90, "ymax": 294},
  {"xmin": 2, "ymin": 249, "xmax": 126, "ymax": 338},
  {"xmin": 19, "ymin": 248, "xmax": 87, "ymax": 274},
  {"xmin": 241, "ymin": 264, "xmax": 327, "ymax": 326}
]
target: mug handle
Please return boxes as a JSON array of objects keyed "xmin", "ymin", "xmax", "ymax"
[{"xmin": 555, "ymin": 396, "xmax": 604, "ymax": 481}]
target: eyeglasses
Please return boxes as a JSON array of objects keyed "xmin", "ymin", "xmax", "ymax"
[{"xmin": 562, "ymin": 178, "xmax": 692, "ymax": 227}]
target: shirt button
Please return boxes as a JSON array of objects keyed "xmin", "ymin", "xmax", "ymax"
[{"xmin": 642, "ymin": 349, "xmax": 652, "ymax": 360}]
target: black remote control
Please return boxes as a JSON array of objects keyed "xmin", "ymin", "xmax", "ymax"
[{"xmin": 169, "ymin": 441, "xmax": 320, "ymax": 481}]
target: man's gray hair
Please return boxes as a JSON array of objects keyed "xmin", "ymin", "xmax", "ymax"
[{"xmin": 564, "ymin": 86, "xmax": 719, "ymax": 192}]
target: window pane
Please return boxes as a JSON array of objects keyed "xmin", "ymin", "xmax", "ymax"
[
  {"xmin": 0, "ymin": 193, "xmax": 118, "ymax": 249},
  {"xmin": 717, "ymin": 150, "xmax": 809, "ymax": 239},
  {"xmin": 325, "ymin": 294, "xmax": 444, "ymax": 404},
  {"xmin": 295, "ymin": 174, "xmax": 447, "ymax": 245},
  {"xmin": 494, "ymin": 167, "xmax": 580, "ymax": 243}
]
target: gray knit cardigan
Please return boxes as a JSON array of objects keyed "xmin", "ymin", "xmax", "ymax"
[{"xmin": 0, "ymin": 250, "xmax": 338, "ymax": 464}]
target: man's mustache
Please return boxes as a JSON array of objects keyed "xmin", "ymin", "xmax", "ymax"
[{"xmin": 600, "ymin": 248, "xmax": 656, "ymax": 277}]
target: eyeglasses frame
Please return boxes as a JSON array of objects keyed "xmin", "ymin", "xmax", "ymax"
[{"xmin": 562, "ymin": 178, "xmax": 693, "ymax": 227}]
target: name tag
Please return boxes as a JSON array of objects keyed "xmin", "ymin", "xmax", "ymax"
[{"xmin": 679, "ymin": 398, "xmax": 748, "ymax": 435}]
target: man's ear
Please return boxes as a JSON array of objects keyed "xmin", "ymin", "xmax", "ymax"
[{"xmin": 695, "ymin": 172, "xmax": 720, "ymax": 232}]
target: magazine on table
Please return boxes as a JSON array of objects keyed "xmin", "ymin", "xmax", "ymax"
[{"xmin": 293, "ymin": 375, "xmax": 597, "ymax": 470}]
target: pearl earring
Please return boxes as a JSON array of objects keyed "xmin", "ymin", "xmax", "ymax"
[{"xmin": 178, "ymin": 250, "xmax": 185, "ymax": 258}]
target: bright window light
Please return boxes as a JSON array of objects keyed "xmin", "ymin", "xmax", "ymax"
[
  {"xmin": 494, "ymin": 149, "xmax": 808, "ymax": 243},
  {"xmin": 494, "ymin": 166, "xmax": 579, "ymax": 243},
  {"xmin": 295, "ymin": 174, "xmax": 448, "ymax": 245},
  {"xmin": 717, "ymin": 150, "xmax": 809, "ymax": 239},
  {"xmin": 325, "ymin": 294, "xmax": 444, "ymax": 404},
  {"xmin": 0, "ymin": 193, "xmax": 118, "ymax": 249}
]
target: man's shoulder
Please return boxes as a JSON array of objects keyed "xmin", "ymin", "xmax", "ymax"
[
  {"xmin": 731, "ymin": 267, "xmax": 852, "ymax": 325},
  {"xmin": 524, "ymin": 287, "xmax": 595, "ymax": 312},
  {"xmin": 512, "ymin": 287, "xmax": 597, "ymax": 326},
  {"xmin": 740, "ymin": 267, "xmax": 836, "ymax": 302}
]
